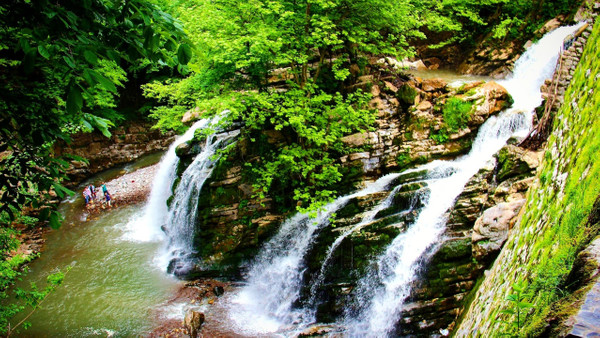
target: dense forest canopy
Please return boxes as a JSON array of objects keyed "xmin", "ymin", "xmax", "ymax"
[{"xmin": 144, "ymin": 0, "xmax": 579, "ymax": 213}]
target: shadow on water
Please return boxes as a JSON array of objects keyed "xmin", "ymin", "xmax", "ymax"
[{"xmin": 11, "ymin": 154, "xmax": 183, "ymax": 337}]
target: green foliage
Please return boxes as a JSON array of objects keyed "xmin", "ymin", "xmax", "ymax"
[
  {"xmin": 497, "ymin": 282, "xmax": 534, "ymax": 336},
  {"xmin": 430, "ymin": 128, "xmax": 450, "ymax": 144},
  {"xmin": 237, "ymin": 85, "xmax": 375, "ymax": 213},
  {"xmin": 396, "ymin": 152, "xmax": 412, "ymax": 170},
  {"xmin": 1, "ymin": 266, "xmax": 70, "ymax": 336},
  {"xmin": 443, "ymin": 97, "xmax": 473, "ymax": 132},
  {"xmin": 0, "ymin": 0, "xmax": 190, "ymax": 224}
]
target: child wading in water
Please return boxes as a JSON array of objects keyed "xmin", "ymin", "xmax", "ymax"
[
  {"xmin": 101, "ymin": 183, "xmax": 112, "ymax": 208},
  {"xmin": 82, "ymin": 186, "xmax": 93, "ymax": 208}
]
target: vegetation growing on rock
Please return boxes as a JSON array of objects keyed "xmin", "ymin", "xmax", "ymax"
[{"xmin": 456, "ymin": 19, "xmax": 600, "ymax": 337}]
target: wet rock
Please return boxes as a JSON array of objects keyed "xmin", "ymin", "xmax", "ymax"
[
  {"xmin": 167, "ymin": 256, "xmax": 195, "ymax": 277},
  {"xmin": 297, "ymin": 324, "xmax": 338, "ymax": 337},
  {"xmin": 467, "ymin": 82, "xmax": 512, "ymax": 126},
  {"xmin": 417, "ymin": 100, "xmax": 433, "ymax": 111},
  {"xmin": 397, "ymin": 83, "xmax": 420, "ymax": 105},
  {"xmin": 560, "ymin": 236, "xmax": 600, "ymax": 337},
  {"xmin": 175, "ymin": 142, "xmax": 191, "ymax": 157},
  {"xmin": 182, "ymin": 108, "xmax": 203, "ymax": 124},
  {"xmin": 496, "ymin": 145, "xmax": 541, "ymax": 182},
  {"xmin": 422, "ymin": 78, "xmax": 447, "ymax": 92},
  {"xmin": 472, "ymin": 199, "xmax": 526, "ymax": 262},
  {"xmin": 213, "ymin": 286, "xmax": 225, "ymax": 297},
  {"xmin": 383, "ymin": 80, "xmax": 398, "ymax": 93},
  {"xmin": 183, "ymin": 310, "xmax": 205, "ymax": 338}
]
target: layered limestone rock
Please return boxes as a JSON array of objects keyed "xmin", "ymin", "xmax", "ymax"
[
  {"xmin": 175, "ymin": 71, "xmax": 512, "ymax": 277},
  {"xmin": 340, "ymin": 75, "xmax": 512, "ymax": 178},
  {"xmin": 54, "ymin": 121, "xmax": 174, "ymax": 186},
  {"xmin": 472, "ymin": 199, "xmax": 526, "ymax": 262}
]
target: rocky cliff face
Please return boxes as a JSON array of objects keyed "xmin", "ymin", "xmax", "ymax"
[
  {"xmin": 177, "ymin": 72, "xmax": 511, "ymax": 278},
  {"xmin": 456, "ymin": 17, "xmax": 600, "ymax": 337},
  {"xmin": 54, "ymin": 121, "xmax": 174, "ymax": 186},
  {"xmin": 166, "ymin": 64, "xmax": 528, "ymax": 335}
]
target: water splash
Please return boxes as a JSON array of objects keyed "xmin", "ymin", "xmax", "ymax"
[
  {"xmin": 121, "ymin": 119, "xmax": 210, "ymax": 243},
  {"xmin": 342, "ymin": 22, "xmax": 586, "ymax": 336},
  {"xmin": 305, "ymin": 178, "xmax": 424, "ymax": 315},
  {"xmin": 225, "ymin": 174, "xmax": 401, "ymax": 335},
  {"xmin": 159, "ymin": 115, "xmax": 240, "ymax": 275}
]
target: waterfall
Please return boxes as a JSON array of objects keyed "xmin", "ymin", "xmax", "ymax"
[
  {"xmin": 225, "ymin": 173, "xmax": 401, "ymax": 335},
  {"xmin": 305, "ymin": 178, "xmax": 423, "ymax": 314},
  {"xmin": 121, "ymin": 119, "xmax": 210, "ymax": 243},
  {"xmin": 160, "ymin": 115, "xmax": 240, "ymax": 275},
  {"xmin": 341, "ymin": 22, "xmax": 586, "ymax": 336}
]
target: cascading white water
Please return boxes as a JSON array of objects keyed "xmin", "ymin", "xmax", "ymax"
[
  {"xmin": 342, "ymin": 23, "xmax": 586, "ymax": 336},
  {"xmin": 305, "ymin": 178, "xmax": 424, "ymax": 315},
  {"xmin": 160, "ymin": 115, "xmax": 240, "ymax": 274},
  {"xmin": 121, "ymin": 119, "xmax": 210, "ymax": 243},
  {"xmin": 226, "ymin": 173, "xmax": 401, "ymax": 335}
]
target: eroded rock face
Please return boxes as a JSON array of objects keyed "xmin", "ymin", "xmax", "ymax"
[
  {"xmin": 54, "ymin": 121, "xmax": 174, "ymax": 186},
  {"xmin": 339, "ymin": 76, "xmax": 512, "ymax": 178},
  {"xmin": 472, "ymin": 199, "xmax": 526, "ymax": 262},
  {"xmin": 496, "ymin": 144, "xmax": 542, "ymax": 182}
]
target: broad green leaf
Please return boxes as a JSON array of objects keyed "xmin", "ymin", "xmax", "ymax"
[
  {"xmin": 52, "ymin": 183, "xmax": 75, "ymax": 198},
  {"xmin": 63, "ymin": 55, "xmax": 76, "ymax": 68},
  {"xmin": 90, "ymin": 70, "xmax": 117, "ymax": 93},
  {"xmin": 177, "ymin": 43, "xmax": 192, "ymax": 65},
  {"xmin": 82, "ymin": 68, "xmax": 97, "ymax": 86},
  {"xmin": 83, "ymin": 50, "xmax": 98, "ymax": 65},
  {"xmin": 38, "ymin": 45, "xmax": 50, "ymax": 59},
  {"xmin": 49, "ymin": 211, "xmax": 62, "ymax": 229},
  {"xmin": 66, "ymin": 86, "xmax": 83, "ymax": 115}
]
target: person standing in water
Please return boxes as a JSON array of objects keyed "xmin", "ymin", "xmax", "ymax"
[
  {"xmin": 83, "ymin": 186, "xmax": 93, "ymax": 207},
  {"xmin": 101, "ymin": 183, "xmax": 112, "ymax": 208},
  {"xmin": 89, "ymin": 184, "xmax": 97, "ymax": 200}
]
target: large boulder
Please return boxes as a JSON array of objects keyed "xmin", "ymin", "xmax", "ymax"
[
  {"xmin": 472, "ymin": 199, "xmax": 526, "ymax": 262},
  {"xmin": 422, "ymin": 78, "xmax": 447, "ymax": 92},
  {"xmin": 182, "ymin": 108, "xmax": 203, "ymax": 124},
  {"xmin": 465, "ymin": 81, "xmax": 513, "ymax": 126}
]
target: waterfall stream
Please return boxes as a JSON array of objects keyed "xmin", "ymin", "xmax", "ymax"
[
  {"xmin": 122, "ymin": 119, "xmax": 209, "ymax": 243},
  {"xmin": 341, "ymin": 22, "xmax": 585, "ymax": 336},
  {"xmin": 160, "ymin": 115, "xmax": 240, "ymax": 275},
  {"xmin": 223, "ymin": 23, "xmax": 585, "ymax": 336},
  {"xmin": 225, "ymin": 174, "xmax": 401, "ymax": 335}
]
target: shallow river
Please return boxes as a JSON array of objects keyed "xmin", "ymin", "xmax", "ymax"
[{"xmin": 13, "ymin": 153, "xmax": 183, "ymax": 337}]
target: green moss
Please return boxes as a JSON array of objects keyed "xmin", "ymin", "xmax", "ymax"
[
  {"xmin": 443, "ymin": 97, "xmax": 473, "ymax": 132},
  {"xmin": 499, "ymin": 21, "xmax": 600, "ymax": 336},
  {"xmin": 397, "ymin": 83, "xmax": 418, "ymax": 105},
  {"xmin": 430, "ymin": 128, "xmax": 449, "ymax": 144},
  {"xmin": 396, "ymin": 151, "xmax": 412, "ymax": 170}
]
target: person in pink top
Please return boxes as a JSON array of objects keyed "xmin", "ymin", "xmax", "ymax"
[{"xmin": 83, "ymin": 186, "xmax": 93, "ymax": 206}]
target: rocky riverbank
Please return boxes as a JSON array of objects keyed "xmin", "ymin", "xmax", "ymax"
[
  {"xmin": 54, "ymin": 120, "xmax": 174, "ymax": 186},
  {"xmin": 84, "ymin": 163, "xmax": 159, "ymax": 213}
]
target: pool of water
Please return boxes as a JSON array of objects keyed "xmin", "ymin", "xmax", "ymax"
[
  {"xmin": 408, "ymin": 69, "xmax": 494, "ymax": 84},
  {"xmin": 12, "ymin": 155, "xmax": 183, "ymax": 337}
]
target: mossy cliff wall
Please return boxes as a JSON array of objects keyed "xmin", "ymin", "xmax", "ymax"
[{"xmin": 456, "ymin": 18, "xmax": 600, "ymax": 337}]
